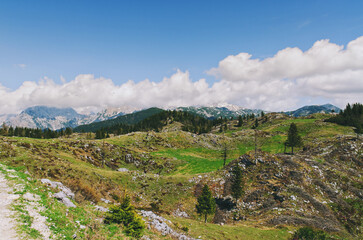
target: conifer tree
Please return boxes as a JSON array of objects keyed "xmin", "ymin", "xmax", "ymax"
[
  {"xmin": 231, "ymin": 164, "xmax": 244, "ymax": 203},
  {"xmin": 196, "ymin": 184, "xmax": 216, "ymax": 223},
  {"xmin": 252, "ymin": 118, "xmax": 259, "ymax": 129},
  {"xmin": 105, "ymin": 195, "xmax": 145, "ymax": 238},
  {"xmin": 65, "ymin": 127, "xmax": 73, "ymax": 137},
  {"xmin": 237, "ymin": 115, "xmax": 243, "ymax": 127},
  {"xmin": 285, "ymin": 123, "xmax": 302, "ymax": 154},
  {"xmin": 220, "ymin": 142, "xmax": 229, "ymax": 167}
]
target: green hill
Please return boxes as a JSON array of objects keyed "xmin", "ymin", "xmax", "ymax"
[
  {"xmin": 0, "ymin": 112, "xmax": 361, "ymax": 239},
  {"xmin": 73, "ymin": 107, "xmax": 164, "ymax": 132}
]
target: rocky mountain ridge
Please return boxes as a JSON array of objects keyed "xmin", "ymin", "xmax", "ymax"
[
  {"xmin": 284, "ymin": 104, "xmax": 341, "ymax": 117},
  {"xmin": 1, "ymin": 103, "xmax": 341, "ymax": 130},
  {"xmin": 1, "ymin": 106, "xmax": 139, "ymax": 130}
]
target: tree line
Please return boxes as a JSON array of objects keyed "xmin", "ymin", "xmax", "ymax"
[
  {"xmin": 92, "ymin": 110, "xmax": 226, "ymax": 138},
  {"xmin": 326, "ymin": 103, "xmax": 363, "ymax": 135},
  {"xmin": 0, "ymin": 123, "xmax": 73, "ymax": 139}
]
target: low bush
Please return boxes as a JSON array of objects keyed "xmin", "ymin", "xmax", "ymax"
[
  {"xmin": 291, "ymin": 227, "xmax": 332, "ymax": 240},
  {"xmin": 104, "ymin": 195, "xmax": 145, "ymax": 238}
]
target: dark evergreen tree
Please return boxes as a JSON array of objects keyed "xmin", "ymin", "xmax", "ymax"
[
  {"xmin": 252, "ymin": 118, "xmax": 259, "ymax": 129},
  {"xmin": 231, "ymin": 164, "xmax": 244, "ymax": 202},
  {"xmin": 8, "ymin": 126, "xmax": 14, "ymax": 136},
  {"xmin": 196, "ymin": 184, "xmax": 216, "ymax": 223},
  {"xmin": 285, "ymin": 123, "xmax": 302, "ymax": 154},
  {"xmin": 65, "ymin": 127, "xmax": 73, "ymax": 137},
  {"xmin": 104, "ymin": 195, "xmax": 145, "ymax": 238},
  {"xmin": 237, "ymin": 115, "xmax": 243, "ymax": 127},
  {"xmin": 326, "ymin": 103, "xmax": 363, "ymax": 137},
  {"xmin": 220, "ymin": 142, "xmax": 229, "ymax": 167}
]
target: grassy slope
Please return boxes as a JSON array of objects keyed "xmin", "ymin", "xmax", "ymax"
[
  {"xmin": 105, "ymin": 114, "xmax": 354, "ymax": 175},
  {"xmin": 0, "ymin": 113, "xmax": 359, "ymax": 239}
]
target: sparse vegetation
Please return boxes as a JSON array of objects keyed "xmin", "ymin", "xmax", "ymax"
[
  {"xmin": 291, "ymin": 227, "xmax": 333, "ymax": 240},
  {"xmin": 0, "ymin": 111, "xmax": 361, "ymax": 239}
]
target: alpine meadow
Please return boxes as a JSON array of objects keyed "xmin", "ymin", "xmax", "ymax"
[{"xmin": 0, "ymin": 1, "xmax": 362, "ymax": 240}]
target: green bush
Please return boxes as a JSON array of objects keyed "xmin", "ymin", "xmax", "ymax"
[
  {"xmin": 181, "ymin": 226, "xmax": 189, "ymax": 232},
  {"xmin": 291, "ymin": 227, "xmax": 332, "ymax": 240},
  {"xmin": 104, "ymin": 195, "xmax": 145, "ymax": 238}
]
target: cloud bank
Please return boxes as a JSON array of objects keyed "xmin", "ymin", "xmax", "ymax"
[{"xmin": 1, "ymin": 36, "xmax": 363, "ymax": 114}]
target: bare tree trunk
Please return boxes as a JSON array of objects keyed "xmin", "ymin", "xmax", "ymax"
[
  {"xmin": 254, "ymin": 130, "xmax": 257, "ymax": 163},
  {"xmin": 205, "ymin": 214, "xmax": 207, "ymax": 223}
]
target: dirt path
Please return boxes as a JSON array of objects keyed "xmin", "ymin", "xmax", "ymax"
[{"xmin": 0, "ymin": 172, "xmax": 19, "ymax": 240}]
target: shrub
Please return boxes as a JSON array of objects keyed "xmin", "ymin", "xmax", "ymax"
[
  {"xmin": 181, "ymin": 226, "xmax": 189, "ymax": 232},
  {"xmin": 291, "ymin": 227, "xmax": 332, "ymax": 240},
  {"xmin": 104, "ymin": 195, "xmax": 145, "ymax": 238}
]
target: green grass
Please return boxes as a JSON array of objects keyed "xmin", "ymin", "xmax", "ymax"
[
  {"xmin": 166, "ymin": 215, "xmax": 292, "ymax": 240},
  {"xmin": 152, "ymin": 148, "xmax": 232, "ymax": 174}
]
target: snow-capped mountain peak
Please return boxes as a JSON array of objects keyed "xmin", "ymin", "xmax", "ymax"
[
  {"xmin": 3, "ymin": 105, "xmax": 142, "ymax": 130},
  {"xmin": 208, "ymin": 102, "xmax": 244, "ymax": 111}
]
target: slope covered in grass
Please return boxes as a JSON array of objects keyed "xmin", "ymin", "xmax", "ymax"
[{"xmin": 0, "ymin": 113, "xmax": 360, "ymax": 239}]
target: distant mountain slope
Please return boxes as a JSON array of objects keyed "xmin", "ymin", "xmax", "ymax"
[
  {"xmin": 175, "ymin": 105, "xmax": 263, "ymax": 119},
  {"xmin": 7, "ymin": 106, "xmax": 87, "ymax": 130},
  {"xmin": 85, "ymin": 109, "xmax": 218, "ymax": 135},
  {"xmin": 4, "ymin": 106, "xmax": 140, "ymax": 130},
  {"xmin": 79, "ymin": 106, "xmax": 140, "ymax": 124},
  {"xmin": 285, "ymin": 104, "xmax": 341, "ymax": 117},
  {"xmin": 23, "ymin": 106, "xmax": 83, "ymax": 119},
  {"xmin": 73, "ymin": 107, "xmax": 164, "ymax": 132}
]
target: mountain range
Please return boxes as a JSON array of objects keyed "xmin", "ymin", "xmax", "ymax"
[
  {"xmin": 0, "ymin": 104, "xmax": 340, "ymax": 130},
  {"xmin": 174, "ymin": 105, "xmax": 263, "ymax": 119},
  {"xmin": 284, "ymin": 104, "xmax": 341, "ymax": 117},
  {"xmin": 1, "ymin": 106, "xmax": 139, "ymax": 130}
]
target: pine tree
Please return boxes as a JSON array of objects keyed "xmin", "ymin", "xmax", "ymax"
[
  {"xmin": 285, "ymin": 123, "xmax": 302, "ymax": 154},
  {"xmin": 8, "ymin": 126, "xmax": 14, "ymax": 136},
  {"xmin": 196, "ymin": 184, "xmax": 216, "ymax": 223},
  {"xmin": 237, "ymin": 115, "xmax": 243, "ymax": 127},
  {"xmin": 220, "ymin": 142, "xmax": 229, "ymax": 167},
  {"xmin": 231, "ymin": 164, "xmax": 244, "ymax": 203},
  {"xmin": 65, "ymin": 127, "xmax": 73, "ymax": 137},
  {"xmin": 252, "ymin": 118, "xmax": 259, "ymax": 129},
  {"xmin": 104, "ymin": 195, "xmax": 145, "ymax": 238},
  {"xmin": 354, "ymin": 125, "xmax": 362, "ymax": 139}
]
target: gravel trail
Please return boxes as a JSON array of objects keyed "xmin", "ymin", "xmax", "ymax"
[{"xmin": 0, "ymin": 172, "xmax": 19, "ymax": 240}]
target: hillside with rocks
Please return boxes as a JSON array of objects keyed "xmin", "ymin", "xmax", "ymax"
[{"xmin": 0, "ymin": 111, "xmax": 361, "ymax": 239}]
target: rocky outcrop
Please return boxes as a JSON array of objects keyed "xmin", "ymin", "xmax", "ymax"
[
  {"xmin": 41, "ymin": 179, "xmax": 76, "ymax": 208},
  {"xmin": 140, "ymin": 210, "xmax": 198, "ymax": 240}
]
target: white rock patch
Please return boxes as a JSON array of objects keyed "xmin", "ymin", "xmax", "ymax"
[{"xmin": 0, "ymin": 172, "xmax": 19, "ymax": 240}]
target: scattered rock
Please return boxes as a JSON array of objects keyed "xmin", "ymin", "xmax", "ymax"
[
  {"xmin": 100, "ymin": 198, "xmax": 112, "ymax": 204},
  {"xmin": 41, "ymin": 179, "xmax": 75, "ymax": 199},
  {"xmin": 23, "ymin": 192, "xmax": 40, "ymax": 202},
  {"xmin": 117, "ymin": 168, "xmax": 129, "ymax": 172},
  {"xmin": 95, "ymin": 205, "xmax": 109, "ymax": 212},
  {"xmin": 54, "ymin": 193, "xmax": 76, "ymax": 208},
  {"xmin": 173, "ymin": 208, "xmax": 189, "ymax": 218},
  {"xmin": 140, "ymin": 210, "xmax": 198, "ymax": 240}
]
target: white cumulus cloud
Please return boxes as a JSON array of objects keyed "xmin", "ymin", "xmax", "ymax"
[
  {"xmin": 208, "ymin": 36, "xmax": 363, "ymax": 110},
  {"xmin": 1, "ymin": 36, "xmax": 363, "ymax": 114},
  {"xmin": 0, "ymin": 70, "xmax": 215, "ymax": 114}
]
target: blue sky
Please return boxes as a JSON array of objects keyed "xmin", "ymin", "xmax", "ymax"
[{"xmin": 0, "ymin": 0, "xmax": 363, "ymax": 113}]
